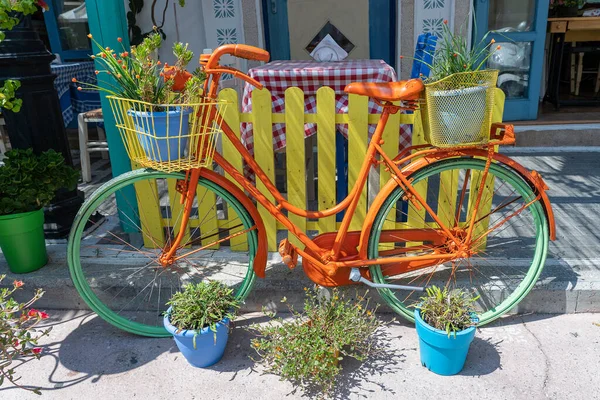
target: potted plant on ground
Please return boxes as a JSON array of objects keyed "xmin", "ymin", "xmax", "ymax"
[
  {"xmin": 0, "ymin": 149, "xmax": 78, "ymax": 273},
  {"xmin": 249, "ymin": 288, "xmax": 383, "ymax": 397},
  {"xmin": 164, "ymin": 280, "xmax": 240, "ymax": 368},
  {"xmin": 418, "ymin": 20, "xmax": 501, "ymax": 147},
  {"xmin": 74, "ymin": 31, "xmax": 205, "ymax": 163},
  {"xmin": 0, "ymin": 275, "xmax": 52, "ymax": 394},
  {"xmin": 414, "ymin": 285, "xmax": 479, "ymax": 376}
]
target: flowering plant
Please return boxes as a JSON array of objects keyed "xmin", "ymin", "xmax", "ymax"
[
  {"xmin": 0, "ymin": 275, "xmax": 51, "ymax": 394},
  {"xmin": 249, "ymin": 288, "xmax": 383, "ymax": 397},
  {"xmin": 74, "ymin": 29, "xmax": 205, "ymax": 110},
  {"xmin": 550, "ymin": 0, "xmax": 582, "ymax": 8}
]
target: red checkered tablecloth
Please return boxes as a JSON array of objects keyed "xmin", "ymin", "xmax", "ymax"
[{"xmin": 241, "ymin": 60, "xmax": 412, "ymax": 154}]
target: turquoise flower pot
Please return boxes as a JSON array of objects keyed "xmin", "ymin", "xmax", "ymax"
[{"xmin": 415, "ymin": 308, "xmax": 476, "ymax": 376}]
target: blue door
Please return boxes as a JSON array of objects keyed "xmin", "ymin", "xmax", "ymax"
[
  {"xmin": 263, "ymin": 0, "xmax": 396, "ymax": 67},
  {"xmin": 474, "ymin": 0, "xmax": 549, "ymax": 121}
]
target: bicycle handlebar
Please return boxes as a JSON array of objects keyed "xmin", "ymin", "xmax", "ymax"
[{"xmin": 205, "ymin": 44, "xmax": 270, "ymax": 70}]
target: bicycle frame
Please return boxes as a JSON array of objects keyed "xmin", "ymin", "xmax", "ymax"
[{"xmin": 158, "ymin": 49, "xmax": 554, "ymax": 280}]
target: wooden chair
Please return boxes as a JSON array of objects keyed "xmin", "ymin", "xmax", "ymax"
[{"xmin": 77, "ymin": 108, "xmax": 108, "ymax": 182}]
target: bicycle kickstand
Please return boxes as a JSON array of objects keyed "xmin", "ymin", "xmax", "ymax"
[{"xmin": 349, "ymin": 268, "xmax": 426, "ymax": 292}]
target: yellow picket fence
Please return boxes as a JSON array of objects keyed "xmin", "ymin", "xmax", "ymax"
[{"xmin": 136, "ymin": 86, "xmax": 505, "ymax": 252}]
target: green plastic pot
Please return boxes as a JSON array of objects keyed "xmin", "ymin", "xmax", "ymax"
[{"xmin": 0, "ymin": 209, "xmax": 48, "ymax": 274}]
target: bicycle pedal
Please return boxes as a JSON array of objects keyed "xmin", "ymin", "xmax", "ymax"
[{"xmin": 278, "ymin": 239, "xmax": 298, "ymax": 269}]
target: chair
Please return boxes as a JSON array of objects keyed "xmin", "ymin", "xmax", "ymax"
[
  {"xmin": 569, "ymin": 43, "xmax": 600, "ymax": 96},
  {"xmin": 78, "ymin": 108, "xmax": 108, "ymax": 182}
]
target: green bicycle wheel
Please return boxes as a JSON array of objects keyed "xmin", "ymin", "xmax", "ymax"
[
  {"xmin": 368, "ymin": 158, "xmax": 549, "ymax": 325},
  {"xmin": 67, "ymin": 169, "xmax": 259, "ymax": 337}
]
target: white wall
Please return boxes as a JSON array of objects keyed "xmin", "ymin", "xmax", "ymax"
[{"xmin": 124, "ymin": 0, "xmax": 208, "ymax": 66}]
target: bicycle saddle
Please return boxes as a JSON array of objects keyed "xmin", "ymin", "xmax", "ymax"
[{"xmin": 344, "ymin": 79, "xmax": 424, "ymax": 102}]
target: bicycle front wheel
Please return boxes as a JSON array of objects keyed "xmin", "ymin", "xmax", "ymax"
[
  {"xmin": 368, "ymin": 158, "xmax": 549, "ymax": 325},
  {"xmin": 68, "ymin": 168, "xmax": 259, "ymax": 337}
]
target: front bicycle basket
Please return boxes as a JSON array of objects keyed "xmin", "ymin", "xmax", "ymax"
[
  {"xmin": 107, "ymin": 96, "xmax": 230, "ymax": 173},
  {"xmin": 422, "ymin": 70, "xmax": 499, "ymax": 148}
]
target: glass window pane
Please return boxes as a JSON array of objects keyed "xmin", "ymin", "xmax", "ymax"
[
  {"xmin": 488, "ymin": 0, "xmax": 535, "ymax": 32},
  {"xmin": 53, "ymin": 0, "xmax": 91, "ymax": 51},
  {"xmin": 488, "ymin": 41, "xmax": 532, "ymax": 99}
]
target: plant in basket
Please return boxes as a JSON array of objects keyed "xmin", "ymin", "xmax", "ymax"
[
  {"xmin": 249, "ymin": 288, "xmax": 383, "ymax": 398},
  {"xmin": 418, "ymin": 21, "xmax": 501, "ymax": 147},
  {"xmin": 0, "ymin": 149, "xmax": 78, "ymax": 273},
  {"xmin": 414, "ymin": 285, "xmax": 479, "ymax": 376},
  {"xmin": 74, "ymin": 30, "xmax": 207, "ymax": 164},
  {"xmin": 164, "ymin": 280, "xmax": 240, "ymax": 368}
]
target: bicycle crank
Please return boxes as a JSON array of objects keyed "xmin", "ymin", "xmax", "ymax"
[{"xmin": 349, "ymin": 268, "xmax": 426, "ymax": 292}]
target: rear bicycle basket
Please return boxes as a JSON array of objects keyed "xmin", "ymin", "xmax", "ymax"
[
  {"xmin": 422, "ymin": 70, "xmax": 498, "ymax": 148},
  {"xmin": 107, "ymin": 96, "xmax": 230, "ymax": 173}
]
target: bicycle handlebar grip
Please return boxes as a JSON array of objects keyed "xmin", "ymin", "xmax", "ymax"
[{"xmin": 233, "ymin": 44, "xmax": 270, "ymax": 62}]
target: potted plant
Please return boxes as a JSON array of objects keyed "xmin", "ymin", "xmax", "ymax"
[
  {"xmin": 414, "ymin": 285, "xmax": 479, "ymax": 376},
  {"xmin": 74, "ymin": 31, "xmax": 205, "ymax": 163},
  {"xmin": 0, "ymin": 149, "xmax": 78, "ymax": 273},
  {"xmin": 0, "ymin": 275, "xmax": 52, "ymax": 394},
  {"xmin": 163, "ymin": 280, "xmax": 240, "ymax": 368},
  {"xmin": 249, "ymin": 288, "xmax": 383, "ymax": 397},
  {"xmin": 419, "ymin": 21, "xmax": 500, "ymax": 147}
]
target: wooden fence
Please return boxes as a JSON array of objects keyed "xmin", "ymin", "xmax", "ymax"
[{"xmin": 136, "ymin": 86, "xmax": 505, "ymax": 252}]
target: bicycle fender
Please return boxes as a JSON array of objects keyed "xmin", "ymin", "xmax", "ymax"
[
  {"xmin": 199, "ymin": 169, "xmax": 268, "ymax": 278},
  {"xmin": 400, "ymin": 151, "xmax": 556, "ymax": 241}
]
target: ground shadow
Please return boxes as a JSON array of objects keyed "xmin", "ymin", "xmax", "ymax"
[
  {"xmin": 459, "ymin": 336, "xmax": 502, "ymax": 376},
  {"xmin": 0, "ymin": 312, "xmax": 174, "ymax": 395}
]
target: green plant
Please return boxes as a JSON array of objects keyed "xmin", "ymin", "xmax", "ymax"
[
  {"xmin": 0, "ymin": 148, "xmax": 79, "ymax": 215},
  {"xmin": 415, "ymin": 20, "xmax": 500, "ymax": 82},
  {"xmin": 418, "ymin": 285, "xmax": 479, "ymax": 337},
  {"xmin": 249, "ymin": 288, "xmax": 383, "ymax": 398},
  {"xmin": 166, "ymin": 280, "xmax": 239, "ymax": 339},
  {"xmin": 0, "ymin": 80, "xmax": 21, "ymax": 111},
  {"xmin": 74, "ymin": 30, "xmax": 205, "ymax": 109},
  {"xmin": 0, "ymin": 0, "xmax": 49, "ymax": 111},
  {"xmin": 0, "ymin": 275, "xmax": 51, "ymax": 394}
]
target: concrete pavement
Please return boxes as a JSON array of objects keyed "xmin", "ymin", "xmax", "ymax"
[{"xmin": 1, "ymin": 311, "xmax": 599, "ymax": 400}]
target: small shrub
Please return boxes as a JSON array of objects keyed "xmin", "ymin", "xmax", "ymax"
[
  {"xmin": 249, "ymin": 288, "xmax": 383, "ymax": 397},
  {"xmin": 0, "ymin": 149, "xmax": 79, "ymax": 215},
  {"xmin": 418, "ymin": 285, "xmax": 479, "ymax": 337},
  {"xmin": 0, "ymin": 275, "xmax": 51, "ymax": 394},
  {"xmin": 166, "ymin": 281, "xmax": 239, "ymax": 334}
]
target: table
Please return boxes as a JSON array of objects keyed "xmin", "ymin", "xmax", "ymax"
[
  {"xmin": 240, "ymin": 59, "xmax": 412, "ymax": 153},
  {"xmin": 545, "ymin": 17, "xmax": 600, "ymax": 109},
  {"xmin": 51, "ymin": 61, "xmax": 101, "ymax": 127}
]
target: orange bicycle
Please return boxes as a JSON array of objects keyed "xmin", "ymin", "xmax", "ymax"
[{"xmin": 67, "ymin": 45, "xmax": 555, "ymax": 337}]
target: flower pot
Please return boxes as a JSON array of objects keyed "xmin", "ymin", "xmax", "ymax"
[
  {"xmin": 128, "ymin": 108, "xmax": 192, "ymax": 163},
  {"xmin": 557, "ymin": 6, "xmax": 578, "ymax": 17},
  {"xmin": 427, "ymin": 85, "xmax": 488, "ymax": 146},
  {"xmin": 414, "ymin": 308, "xmax": 476, "ymax": 376},
  {"xmin": 0, "ymin": 209, "xmax": 48, "ymax": 274},
  {"xmin": 163, "ymin": 307, "xmax": 230, "ymax": 368}
]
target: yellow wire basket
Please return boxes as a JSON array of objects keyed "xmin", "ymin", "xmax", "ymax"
[
  {"xmin": 421, "ymin": 70, "xmax": 499, "ymax": 148},
  {"xmin": 107, "ymin": 96, "xmax": 230, "ymax": 173}
]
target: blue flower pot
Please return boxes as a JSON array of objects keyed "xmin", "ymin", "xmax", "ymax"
[
  {"xmin": 163, "ymin": 307, "xmax": 230, "ymax": 368},
  {"xmin": 414, "ymin": 308, "xmax": 476, "ymax": 376},
  {"xmin": 129, "ymin": 108, "xmax": 192, "ymax": 162}
]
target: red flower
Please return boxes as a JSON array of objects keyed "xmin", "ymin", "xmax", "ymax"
[
  {"xmin": 117, "ymin": 37, "xmax": 123, "ymax": 43},
  {"xmin": 13, "ymin": 340, "xmax": 19, "ymax": 347},
  {"xmin": 453, "ymin": 53, "xmax": 458, "ymax": 57},
  {"xmin": 13, "ymin": 280, "xmax": 24, "ymax": 288},
  {"xmin": 121, "ymin": 52, "xmax": 129, "ymax": 57},
  {"xmin": 39, "ymin": 311, "xmax": 49, "ymax": 319},
  {"xmin": 28, "ymin": 309, "xmax": 39, "ymax": 317},
  {"xmin": 443, "ymin": 19, "xmax": 448, "ymax": 25},
  {"xmin": 37, "ymin": 1, "xmax": 49, "ymax": 11},
  {"xmin": 32, "ymin": 348, "xmax": 42, "ymax": 355}
]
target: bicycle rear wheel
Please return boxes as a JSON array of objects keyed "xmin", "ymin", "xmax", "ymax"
[
  {"xmin": 68, "ymin": 168, "xmax": 259, "ymax": 337},
  {"xmin": 368, "ymin": 158, "xmax": 549, "ymax": 325}
]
